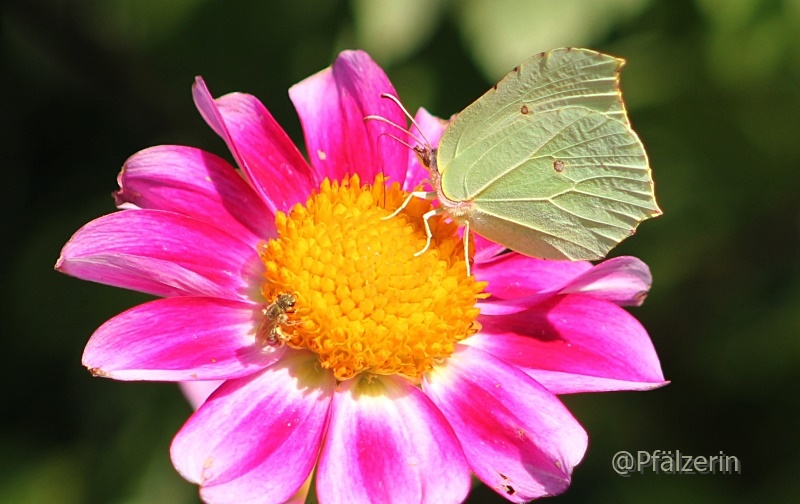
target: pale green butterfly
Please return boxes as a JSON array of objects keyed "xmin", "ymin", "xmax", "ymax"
[{"xmin": 371, "ymin": 48, "xmax": 661, "ymax": 275}]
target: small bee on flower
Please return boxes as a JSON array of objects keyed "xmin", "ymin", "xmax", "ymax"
[{"xmin": 256, "ymin": 293, "xmax": 296, "ymax": 347}]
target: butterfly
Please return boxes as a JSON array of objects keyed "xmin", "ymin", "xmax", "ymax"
[{"xmin": 369, "ymin": 48, "xmax": 661, "ymax": 275}]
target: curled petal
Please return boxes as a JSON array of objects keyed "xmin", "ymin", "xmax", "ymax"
[
  {"xmin": 55, "ymin": 210, "xmax": 262, "ymax": 299},
  {"xmin": 289, "ymin": 50, "xmax": 408, "ymax": 185},
  {"xmin": 193, "ymin": 77, "xmax": 314, "ymax": 214},
  {"xmin": 115, "ymin": 145, "xmax": 275, "ymax": 246},
  {"xmin": 476, "ymin": 256, "xmax": 653, "ymax": 315},
  {"xmin": 477, "ymin": 292, "xmax": 555, "ymax": 316},
  {"xmin": 424, "ymin": 345, "xmax": 587, "ymax": 502},
  {"xmin": 317, "ymin": 374, "xmax": 470, "ymax": 504},
  {"xmin": 171, "ymin": 351, "xmax": 335, "ymax": 504},
  {"xmin": 474, "ymin": 253, "xmax": 593, "ymax": 300},
  {"xmin": 82, "ymin": 297, "xmax": 282, "ymax": 381},
  {"xmin": 521, "ymin": 369, "xmax": 668, "ymax": 394},
  {"xmin": 559, "ymin": 256, "xmax": 652, "ymax": 306},
  {"xmin": 469, "ymin": 294, "xmax": 666, "ymax": 394}
]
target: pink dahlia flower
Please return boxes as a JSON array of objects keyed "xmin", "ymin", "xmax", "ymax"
[{"xmin": 56, "ymin": 50, "xmax": 666, "ymax": 504}]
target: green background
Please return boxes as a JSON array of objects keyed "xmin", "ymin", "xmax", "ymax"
[{"xmin": 4, "ymin": 0, "xmax": 799, "ymax": 502}]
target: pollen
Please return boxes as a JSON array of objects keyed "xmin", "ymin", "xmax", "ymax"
[{"xmin": 258, "ymin": 174, "xmax": 487, "ymax": 381}]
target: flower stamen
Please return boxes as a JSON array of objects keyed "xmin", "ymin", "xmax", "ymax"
[{"xmin": 258, "ymin": 174, "xmax": 487, "ymax": 380}]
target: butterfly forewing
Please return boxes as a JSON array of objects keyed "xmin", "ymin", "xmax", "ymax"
[{"xmin": 437, "ymin": 48, "xmax": 629, "ymax": 173}]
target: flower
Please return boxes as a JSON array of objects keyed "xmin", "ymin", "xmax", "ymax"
[{"xmin": 56, "ymin": 50, "xmax": 666, "ymax": 504}]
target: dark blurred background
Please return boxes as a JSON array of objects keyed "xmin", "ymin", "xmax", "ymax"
[{"xmin": 3, "ymin": 0, "xmax": 799, "ymax": 502}]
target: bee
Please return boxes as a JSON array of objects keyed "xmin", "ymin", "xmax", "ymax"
[{"xmin": 256, "ymin": 293, "xmax": 296, "ymax": 347}]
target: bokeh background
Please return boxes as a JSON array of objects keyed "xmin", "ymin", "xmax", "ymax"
[{"xmin": 4, "ymin": 0, "xmax": 800, "ymax": 502}]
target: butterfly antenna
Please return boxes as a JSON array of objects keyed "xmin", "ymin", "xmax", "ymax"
[
  {"xmin": 378, "ymin": 93, "xmax": 432, "ymax": 148},
  {"xmin": 363, "ymin": 113, "xmax": 428, "ymax": 149},
  {"xmin": 364, "ymin": 93, "xmax": 432, "ymax": 208},
  {"xmin": 377, "ymin": 132, "xmax": 416, "ymax": 151},
  {"xmin": 366, "ymin": 130, "xmax": 407, "ymax": 207}
]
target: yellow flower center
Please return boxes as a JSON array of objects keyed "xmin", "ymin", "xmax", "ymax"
[{"xmin": 258, "ymin": 174, "xmax": 487, "ymax": 381}]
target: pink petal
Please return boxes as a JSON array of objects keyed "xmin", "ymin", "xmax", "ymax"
[
  {"xmin": 192, "ymin": 77, "xmax": 314, "ymax": 214},
  {"xmin": 180, "ymin": 381, "xmax": 224, "ymax": 409},
  {"xmin": 114, "ymin": 145, "xmax": 275, "ymax": 247},
  {"xmin": 424, "ymin": 345, "xmax": 587, "ymax": 502},
  {"xmin": 317, "ymin": 374, "xmax": 470, "ymax": 504},
  {"xmin": 403, "ymin": 107, "xmax": 448, "ymax": 192},
  {"xmin": 474, "ymin": 253, "xmax": 593, "ymax": 300},
  {"xmin": 56, "ymin": 209, "xmax": 262, "ymax": 299},
  {"xmin": 289, "ymin": 50, "xmax": 408, "ymax": 185},
  {"xmin": 171, "ymin": 351, "xmax": 335, "ymax": 504},
  {"xmin": 559, "ymin": 256, "xmax": 653, "ymax": 306},
  {"xmin": 476, "ymin": 255, "xmax": 652, "ymax": 315},
  {"xmin": 476, "ymin": 292, "xmax": 555, "ymax": 316},
  {"xmin": 520, "ymin": 369, "xmax": 668, "ymax": 394},
  {"xmin": 468, "ymin": 294, "xmax": 666, "ymax": 394},
  {"xmin": 82, "ymin": 297, "xmax": 283, "ymax": 381}
]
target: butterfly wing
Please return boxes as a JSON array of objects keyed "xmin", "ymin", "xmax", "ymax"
[
  {"xmin": 435, "ymin": 48, "xmax": 660, "ymax": 260},
  {"xmin": 437, "ymin": 47, "xmax": 631, "ymax": 178},
  {"xmin": 460, "ymin": 106, "xmax": 659, "ymax": 259}
]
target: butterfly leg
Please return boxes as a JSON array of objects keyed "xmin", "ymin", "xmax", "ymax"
[
  {"xmin": 413, "ymin": 207, "xmax": 444, "ymax": 257},
  {"xmin": 463, "ymin": 220, "xmax": 472, "ymax": 277},
  {"xmin": 381, "ymin": 190, "xmax": 437, "ymax": 221}
]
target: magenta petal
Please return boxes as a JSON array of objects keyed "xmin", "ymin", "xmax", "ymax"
[
  {"xmin": 469, "ymin": 294, "xmax": 666, "ymax": 394},
  {"xmin": 115, "ymin": 145, "xmax": 275, "ymax": 247},
  {"xmin": 82, "ymin": 297, "xmax": 282, "ymax": 381},
  {"xmin": 317, "ymin": 374, "xmax": 470, "ymax": 504},
  {"xmin": 289, "ymin": 50, "xmax": 408, "ymax": 185},
  {"xmin": 474, "ymin": 253, "xmax": 593, "ymax": 300},
  {"xmin": 171, "ymin": 351, "xmax": 334, "ymax": 504},
  {"xmin": 192, "ymin": 77, "xmax": 314, "ymax": 214},
  {"xmin": 559, "ymin": 256, "xmax": 652, "ymax": 306},
  {"xmin": 477, "ymin": 292, "xmax": 556, "ymax": 316},
  {"xmin": 521, "ymin": 369, "xmax": 668, "ymax": 394},
  {"xmin": 403, "ymin": 108, "xmax": 448, "ymax": 191},
  {"xmin": 424, "ymin": 346, "xmax": 587, "ymax": 502},
  {"xmin": 56, "ymin": 209, "xmax": 262, "ymax": 299}
]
